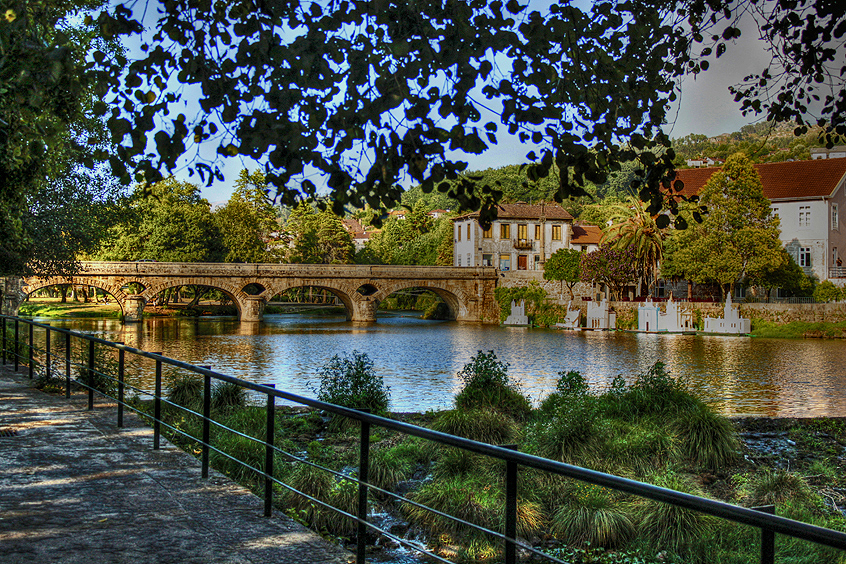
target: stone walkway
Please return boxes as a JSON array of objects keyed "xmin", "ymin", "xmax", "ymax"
[{"xmin": 0, "ymin": 364, "xmax": 353, "ymax": 564}]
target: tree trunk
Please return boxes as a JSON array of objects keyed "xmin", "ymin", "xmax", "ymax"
[{"xmin": 59, "ymin": 286, "xmax": 68, "ymax": 303}]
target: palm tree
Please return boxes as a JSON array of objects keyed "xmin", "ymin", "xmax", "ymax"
[{"xmin": 601, "ymin": 196, "xmax": 665, "ymax": 296}]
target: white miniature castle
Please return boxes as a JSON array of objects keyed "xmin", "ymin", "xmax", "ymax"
[
  {"xmin": 503, "ymin": 300, "xmax": 529, "ymax": 326},
  {"xmin": 555, "ymin": 301, "xmax": 582, "ymax": 330},
  {"xmin": 703, "ymin": 295, "xmax": 750, "ymax": 334},
  {"xmin": 586, "ymin": 297, "xmax": 616, "ymax": 330},
  {"xmin": 638, "ymin": 295, "xmax": 695, "ymax": 333}
]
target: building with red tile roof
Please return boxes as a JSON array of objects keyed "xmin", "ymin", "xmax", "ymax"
[
  {"xmin": 452, "ymin": 202, "xmax": 602, "ymax": 272},
  {"xmin": 674, "ymin": 158, "xmax": 846, "ymax": 283}
]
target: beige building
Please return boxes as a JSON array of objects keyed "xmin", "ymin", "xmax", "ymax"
[{"xmin": 452, "ymin": 203, "xmax": 575, "ymax": 271}]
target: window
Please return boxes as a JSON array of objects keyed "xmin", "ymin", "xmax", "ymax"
[
  {"xmin": 457, "ymin": 225, "xmax": 461, "ymax": 242},
  {"xmin": 551, "ymin": 224, "xmax": 562, "ymax": 241},
  {"xmin": 467, "ymin": 253, "xmax": 472, "ymax": 266},
  {"xmin": 499, "ymin": 253, "xmax": 511, "ymax": 270},
  {"xmin": 500, "ymin": 224, "xmax": 510, "ymax": 239},
  {"xmin": 483, "ymin": 226, "xmax": 493, "ymax": 238},
  {"xmin": 799, "ymin": 206, "xmax": 811, "ymax": 227},
  {"xmin": 482, "ymin": 253, "xmax": 493, "ymax": 266},
  {"xmin": 534, "ymin": 255, "xmax": 540, "ymax": 269},
  {"xmin": 457, "ymin": 255, "xmax": 461, "ymax": 266},
  {"xmin": 772, "ymin": 207, "xmax": 779, "ymax": 219},
  {"xmin": 833, "ymin": 204, "xmax": 839, "ymax": 230},
  {"xmin": 467, "ymin": 224, "xmax": 471, "ymax": 240},
  {"xmin": 534, "ymin": 225, "xmax": 541, "ymax": 239},
  {"xmin": 517, "ymin": 224, "xmax": 528, "ymax": 240},
  {"xmin": 799, "ymin": 247, "xmax": 812, "ymax": 267}
]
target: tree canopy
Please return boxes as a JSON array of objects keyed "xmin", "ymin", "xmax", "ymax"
[
  {"xmin": 543, "ymin": 248, "xmax": 583, "ymax": 300},
  {"xmin": 84, "ymin": 0, "xmax": 844, "ymax": 228}
]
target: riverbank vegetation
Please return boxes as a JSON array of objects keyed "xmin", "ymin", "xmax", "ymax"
[{"xmin": 97, "ymin": 351, "xmax": 846, "ymax": 564}]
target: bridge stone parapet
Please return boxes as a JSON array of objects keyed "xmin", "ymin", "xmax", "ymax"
[{"xmin": 16, "ymin": 262, "xmax": 501, "ymax": 324}]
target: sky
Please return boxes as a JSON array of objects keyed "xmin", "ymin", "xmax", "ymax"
[{"xmin": 173, "ymin": 6, "xmax": 775, "ymax": 205}]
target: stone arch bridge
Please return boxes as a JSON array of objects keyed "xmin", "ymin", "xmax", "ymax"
[{"xmin": 5, "ymin": 262, "xmax": 501, "ymax": 323}]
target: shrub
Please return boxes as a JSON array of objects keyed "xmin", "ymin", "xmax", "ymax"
[
  {"xmin": 539, "ymin": 370, "xmax": 590, "ymax": 414},
  {"xmin": 813, "ymin": 280, "xmax": 843, "ymax": 303},
  {"xmin": 166, "ymin": 373, "xmax": 204, "ymax": 412},
  {"xmin": 551, "ymin": 483, "xmax": 635, "ymax": 548},
  {"xmin": 368, "ymin": 447, "xmax": 413, "ymax": 493},
  {"xmin": 454, "ymin": 351, "xmax": 532, "ymax": 421},
  {"xmin": 315, "ymin": 351, "xmax": 390, "ymax": 425},
  {"xmin": 672, "ymin": 403, "xmax": 740, "ymax": 470},
  {"xmin": 211, "ymin": 381, "xmax": 247, "ymax": 412},
  {"xmin": 746, "ymin": 468, "xmax": 816, "ymax": 507},
  {"xmin": 431, "ymin": 408, "xmax": 520, "ymax": 445},
  {"xmin": 607, "ymin": 362, "xmax": 701, "ymax": 420},
  {"xmin": 635, "ymin": 472, "xmax": 711, "ymax": 557},
  {"xmin": 526, "ymin": 398, "xmax": 603, "ymax": 464}
]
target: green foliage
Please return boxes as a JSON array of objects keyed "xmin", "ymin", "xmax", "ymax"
[
  {"xmin": 662, "ymin": 153, "xmax": 785, "ymax": 299},
  {"xmin": 635, "ymin": 473, "xmax": 711, "ymax": 558},
  {"xmin": 746, "ymin": 469, "xmax": 816, "ymax": 507},
  {"xmin": 166, "ymin": 373, "xmax": 204, "ymax": 412},
  {"xmin": 750, "ymin": 319, "xmax": 846, "ymax": 339},
  {"xmin": 368, "ymin": 447, "xmax": 414, "ymax": 493},
  {"xmin": 551, "ymin": 483, "xmax": 635, "ymax": 548},
  {"xmin": 431, "ymin": 408, "xmax": 520, "ymax": 445},
  {"xmin": 494, "ymin": 282, "xmax": 548, "ymax": 323},
  {"xmin": 543, "ymin": 248, "xmax": 583, "ymax": 300},
  {"xmin": 579, "ymin": 245, "xmax": 639, "ymax": 300},
  {"xmin": 671, "ymin": 403, "xmax": 740, "ymax": 469},
  {"xmin": 453, "ymin": 351, "xmax": 532, "ymax": 421},
  {"xmin": 814, "ymin": 280, "xmax": 844, "ymax": 303},
  {"xmin": 95, "ymin": 177, "xmax": 224, "ymax": 262},
  {"xmin": 315, "ymin": 351, "xmax": 390, "ymax": 422},
  {"xmin": 286, "ymin": 202, "xmax": 354, "ymax": 264},
  {"xmin": 210, "ymin": 381, "xmax": 247, "ymax": 413},
  {"xmin": 214, "ymin": 169, "xmax": 283, "ymax": 263}
]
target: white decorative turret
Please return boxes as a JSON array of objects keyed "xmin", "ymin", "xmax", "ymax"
[
  {"xmin": 586, "ymin": 297, "xmax": 616, "ymax": 330},
  {"xmin": 703, "ymin": 295, "xmax": 751, "ymax": 334}
]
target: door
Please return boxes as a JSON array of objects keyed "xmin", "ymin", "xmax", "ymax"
[{"xmin": 517, "ymin": 255, "xmax": 527, "ymax": 270}]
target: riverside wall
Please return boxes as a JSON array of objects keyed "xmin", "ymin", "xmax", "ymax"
[{"xmin": 498, "ymin": 271, "xmax": 846, "ymax": 325}]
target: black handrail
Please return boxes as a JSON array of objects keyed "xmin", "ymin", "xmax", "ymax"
[{"xmin": 3, "ymin": 314, "xmax": 846, "ymax": 564}]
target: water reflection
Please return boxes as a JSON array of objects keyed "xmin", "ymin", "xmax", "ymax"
[{"xmin": 36, "ymin": 314, "xmax": 846, "ymax": 417}]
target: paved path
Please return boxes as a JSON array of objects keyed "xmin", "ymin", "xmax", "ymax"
[{"xmin": 0, "ymin": 365, "xmax": 353, "ymax": 564}]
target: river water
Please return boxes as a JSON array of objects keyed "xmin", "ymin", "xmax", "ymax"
[{"xmin": 38, "ymin": 312, "xmax": 846, "ymax": 417}]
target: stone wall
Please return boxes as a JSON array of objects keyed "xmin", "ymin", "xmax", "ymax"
[{"xmin": 498, "ymin": 272, "xmax": 846, "ymax": 326}]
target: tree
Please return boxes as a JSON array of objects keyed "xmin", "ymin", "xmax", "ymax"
[
  {"xmin": 579, "ymin": 246, "xmax": 638, "ymax": 301},
  {"xmin": 813, "ymin": 281, "xmax": 843, "ymax": 303},
  {"xmin": 214, "ymin": 169, "xmax": 282, "ymax": 263},
  {"xmin": 1, "ymin": 1, "xmax": 126, "ymax": 276},
  {"xmin": 602, "ymin": 197, "xmax": 666, "ymax": 296},
  {"xmin": 89, "ymin": 0, "xmax": 846, "ymax": 226},
  {"xmin": 96, "ymin": 177, "xmax": 224, "ymax": 263},
  {"xmin": 661, "ymin": 153, "xmax": 785, "ymax": 299},
  {"xmin": 286, "ymin": 204, "xmax": 354, "ymax": 264},
  {"xmin": 750, "ymin": 249, "xmax": 813, "ymax": 299},
  {"xmin": 543, "ymin": 248, "xmax": 582, "ymax": 300}
]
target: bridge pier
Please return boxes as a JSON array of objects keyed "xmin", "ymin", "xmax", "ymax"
[
  {"xmin": 122, "ymin": 296, "xmax": 147, "ymax": 322},
  {"xmin": 240, "ymin": 296, "xmax": 267, "ymax": 322},
  {"xmin": 349, "ymin": 297, "xmax": 378, "ymax": 323}
]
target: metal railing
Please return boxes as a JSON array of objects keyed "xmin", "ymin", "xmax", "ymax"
[{"xmin": 2, "ymin": 314, "xmax": 846, "ymax": 564}]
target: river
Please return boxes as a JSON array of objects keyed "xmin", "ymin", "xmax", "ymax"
[{"xmin": 36, "ymin": 312, "xmax": 846, "ymax": 417}]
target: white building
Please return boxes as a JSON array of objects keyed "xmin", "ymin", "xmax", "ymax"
[
  {"xmin": 452, "ymin": 203, "xmax": 575, "ymax": 270},
  {"xmin": 637, "ymin": 296, "xmax": 694, "ymax": 333},
  {"xmin": 676, "ymin": 158, "xmax": 846, "ymax": 284},
  {"xmin": 586, "ymin": 298, "xmax": 616, "ymax": 330}
]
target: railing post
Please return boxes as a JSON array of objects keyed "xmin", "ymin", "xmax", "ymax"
[
  {"xmin": 44, "ymin": 324, "xmax": 51, "ymax": 380},
  {"xmin": 117, "ymin": 345, "xmax": 125, "ymax": 427},
  {"xmin": 153, "ymin": 352, "xmax": 162, "ymax": 450},
  {"xmin": 28, "ymin": 322, "xmax": 34, "ymax": 379},
  {"xmin": 503, "ymin": 444, "xmax": 518, "ymax": 564},
  {"xmin": 201, "ymin": 367, "xmax": 211, "ymax": 479},
  {"xmin": 754, "ymin": 505, "xmax": 776, "ymax": 564},
  {"xmin": 14, "ymin": 318, "xmax": 19, "ymax": 372},
  {"xmin": 64, "ymin": 331, "xmax": 71, "ymax": 398},
  {"xmin": 87, "ymin": 340, "xmax": 95, "ymax": 409},
  {"xmin": 2, "ymin": 317, "xmax": 6, "ymax": 365},
  {"xmin": 264, "ymin": 384, "xmax": 276, "ymax": 517},
  {"xmin": 357, "ymin": 410, "xmax": 371, "ymax": 564}
]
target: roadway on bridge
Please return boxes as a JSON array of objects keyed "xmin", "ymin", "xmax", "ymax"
[{"xmin": 0, "ymin": 365, "xmax": 352, "ymax": 564}]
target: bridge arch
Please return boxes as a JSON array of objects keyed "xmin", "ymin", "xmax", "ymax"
[
  {"xmin": 21, "ymin": 276, "xmax": 131, "ymax": 318},
  {"xmin": 263, "ymin": 281, "xmax": 360, "ymax": 322},
  {"xmin": 372, "ymin": 280, "xmax": 465, "ymax": 321}
]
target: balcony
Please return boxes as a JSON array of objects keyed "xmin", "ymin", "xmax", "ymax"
[
  {"xmin": 830, "ymin": 266, "xmax": 846, "ymax": 278},
  {"xmin": 512, "ymin": 238, "xmax": 534, "ymax": 250}
]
